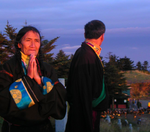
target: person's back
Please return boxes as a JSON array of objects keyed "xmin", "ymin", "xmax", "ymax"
[{"xmin": 65, "ymin": 20, "xmax": 109, "ymax": 132}]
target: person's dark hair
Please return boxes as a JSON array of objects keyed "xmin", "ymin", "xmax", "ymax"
[
  {"xmin": 14, "ymin": 26, "xmax": 43, "ymax": 60},
  {"xmin": 84, "ymin": 20, "xmax": 106, "ymax": 39}
]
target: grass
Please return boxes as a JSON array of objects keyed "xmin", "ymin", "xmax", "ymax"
[
  {"xmin": 100, "ymin": 120, "xmax": 140, "ymax": 132},
  {"xmin": 1, "ymin": 114, "xmax": 150, "ymax": 132},
  {"xmin": 123, "ymin": 70, "xmax": 150, "ymax": 84},
  {"xmin": 100, "ymin": 113, "xmax": 150, "ymax": 132}
]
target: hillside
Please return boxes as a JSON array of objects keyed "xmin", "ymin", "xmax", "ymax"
[{"xmin": 123, "ymin": 70, "xmax": 150, "ymax": 84}]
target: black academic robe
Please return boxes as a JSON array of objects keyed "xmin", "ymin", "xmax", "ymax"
[
  {"xmin": 0, "ymin": 53, "xmax": 66, "ymax": 127},
  {"xmin": 65, "ymin": 42, "xmax": 108, "ymax": 132}
]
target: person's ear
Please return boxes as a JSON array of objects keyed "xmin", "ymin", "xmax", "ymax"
[
  {"xmin": 18, "ymin": 43, "xmax": 22, "ymax": 48},
  {"xmin": 101, "ymin": 33, "xmax": 104, "ymax": 42}
]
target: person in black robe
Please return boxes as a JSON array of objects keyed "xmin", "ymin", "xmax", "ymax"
[
  {"xmin": 0, "ymin": 26, "xmax": 66, "ymax": 132},
  {"xmin": 65, "ymin": 20, "xmax": 109, "ymax": 132}
]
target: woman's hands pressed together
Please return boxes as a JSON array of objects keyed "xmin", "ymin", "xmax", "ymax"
[{"xmin": 27, "ymin": 54, "xmax": 42, "ymax": 86}]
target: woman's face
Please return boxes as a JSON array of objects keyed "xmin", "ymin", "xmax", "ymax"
[{"xmin": 18, "ymin": 31, "xmax": 40, "ymax": 56}]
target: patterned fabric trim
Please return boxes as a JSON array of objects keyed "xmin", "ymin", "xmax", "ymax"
[
  {"xmin": 20, "ymin": 51, "xmax": 30, "ymax": 69},
  {"xmin": 85, "ymin": 41, "xmax": 104, "ymax": 69},
  {"xmin": 92, "ymin": 77, "xmax": 106, "ymax": 107},
  {"xmin": 0, "ymin": 70, "xmax": 13, "ymax": 77},
  {"xmin": 85, "ymin": 41, "xmax": 102, "ymax": 57},
  {"xmin": 9, "ymin": 78, "xmax": 35, "ymax": 109},
  {"xmin": 35, "ymin": 58, "xmax": 42, "ymax": 77},
  {"xmin": 54, "ymin": 81, "xmax": 59, "ymax": 85},
  {"xmin": 41, "ymin": 77, "xmax": 54, "ymax": 95}
]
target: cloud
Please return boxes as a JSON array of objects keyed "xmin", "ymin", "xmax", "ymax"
[
  {"xmin": 130, "ymin": 47, "xmax": 138, "ymax": 50},
  {"xmin": 107, "ymin": 27, "xmax": 150, "ymax": 33},
  {"xmin": 41, "ymin": 28, "xmax": 84, "ymax": 39},
  {"xmin": 62, "ymin": 45, "xmax": 80, "ymax": 50},
  {"xmin": 106, "ymin": 27, "xmax": 150, "ymax": 36},
  {"xmin": 41, "ymin": 26, "xmax": 150, "ymax": 39},
  {"xmin": 0, "ymin": 0, "xmax": 150, "ymax": 34},
  {"xmin": 42, "ymin": 28, "xmax": 83, "ymax": 34},
  {"xmin": 64, "ymin": 51, "xmax": 73, "ymax": 55}
]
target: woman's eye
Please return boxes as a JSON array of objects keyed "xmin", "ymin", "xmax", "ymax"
[{"xmin": 35, "ymin": 39, "xmax": 40, "ymax": 42}]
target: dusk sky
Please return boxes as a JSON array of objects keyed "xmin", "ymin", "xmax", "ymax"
[{"xmin": 0, "ymin": 0, "xmax": 150, "ymax": 65}]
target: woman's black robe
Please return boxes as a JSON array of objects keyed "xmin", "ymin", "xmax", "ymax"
[{"xmin": 0, "ymin": 53, "xmax": 66, "ymax": 126}]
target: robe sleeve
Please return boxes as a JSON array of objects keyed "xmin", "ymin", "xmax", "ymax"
[{"xmin": 37, "ymin": 62, "xmax": 67, "ymax": 119}]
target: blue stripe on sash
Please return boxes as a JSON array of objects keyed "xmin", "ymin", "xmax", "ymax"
[{"xmin": 9, "ymin": 78, "xmax": 35, "ymax": 109}]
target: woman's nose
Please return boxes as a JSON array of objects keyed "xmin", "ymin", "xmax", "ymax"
[{"xmin": 30, "ymin": 41, "xmax": 35, "ymax": 47}]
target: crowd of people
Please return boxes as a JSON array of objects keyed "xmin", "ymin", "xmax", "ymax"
[{"xmin": 128, "ymin": 99, "xmax": 142, "ymax": 110}]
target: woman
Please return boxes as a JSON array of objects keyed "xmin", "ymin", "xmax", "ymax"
[{"xmin": 0, "ymin": 26, "xmax": 66, "ymax": 132}]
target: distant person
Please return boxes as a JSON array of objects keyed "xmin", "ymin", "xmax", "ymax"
[
  {"xmin": 126, "ymin": 99, "xmax": 130, "ymax": 109},
  {"xmin": 0, "ymin": 26, "xmax": 66, "ymax": 132},
  {"xmin": 137, "ymin": 99, "xmax": 142, "ymax": 109},
  {"xmin": 132, "ymin": 99, "xmax": 135, "ymax": 108},
  {"xmin": 65, "ymin": 20, "xmax": 109, "ymax": 132}
]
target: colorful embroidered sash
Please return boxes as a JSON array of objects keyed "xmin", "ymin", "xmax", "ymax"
[{"xmin": 85, "ymin": 41, "xmax": 104, "ymax": 69}]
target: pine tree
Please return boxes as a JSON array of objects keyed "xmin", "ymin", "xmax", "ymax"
[
  {"xmin": 0, "ymin": 21, "xmax": 17, "ymax": 64},
  {"xmin": 105, "ymin": 54, "xmax": 128, "ymax": 109},
  {"xmin": 4, "ymin": 21, "xmax": 17, "ymax": 55},
  {"xmin": 143, "ymin": 61, "xmax": 148, "ymax": 71},
  {"xmin": 136, "ymin": 61, "xmax": 142, "ymax": 70},
  {"xmin": 41, "ymin": 37, "xmax": 58, "ymax": 63},
  {"xmin": 0, "ymin": 33, "xmax": 10, "ymax": 64},
  {"xmin": 117, "ymin": 56, "xmax": 134, "ymax": 71},
  {"xmin": 53, "ymin": 50, "xmax": 72, "ymax": 79}
]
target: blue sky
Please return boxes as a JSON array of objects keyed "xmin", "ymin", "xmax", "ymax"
[{"xmin": 0, "ymin": 0, "xmax": 150, "ymax": 65}]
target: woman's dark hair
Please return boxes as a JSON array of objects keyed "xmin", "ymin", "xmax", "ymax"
[
  {"xmin": 14, "ymin": 26, "xmax": 43, "ymax": 60},
  {"xmin": 84, "ymin": 20, "xmax": 106, "ymax": 39}
]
